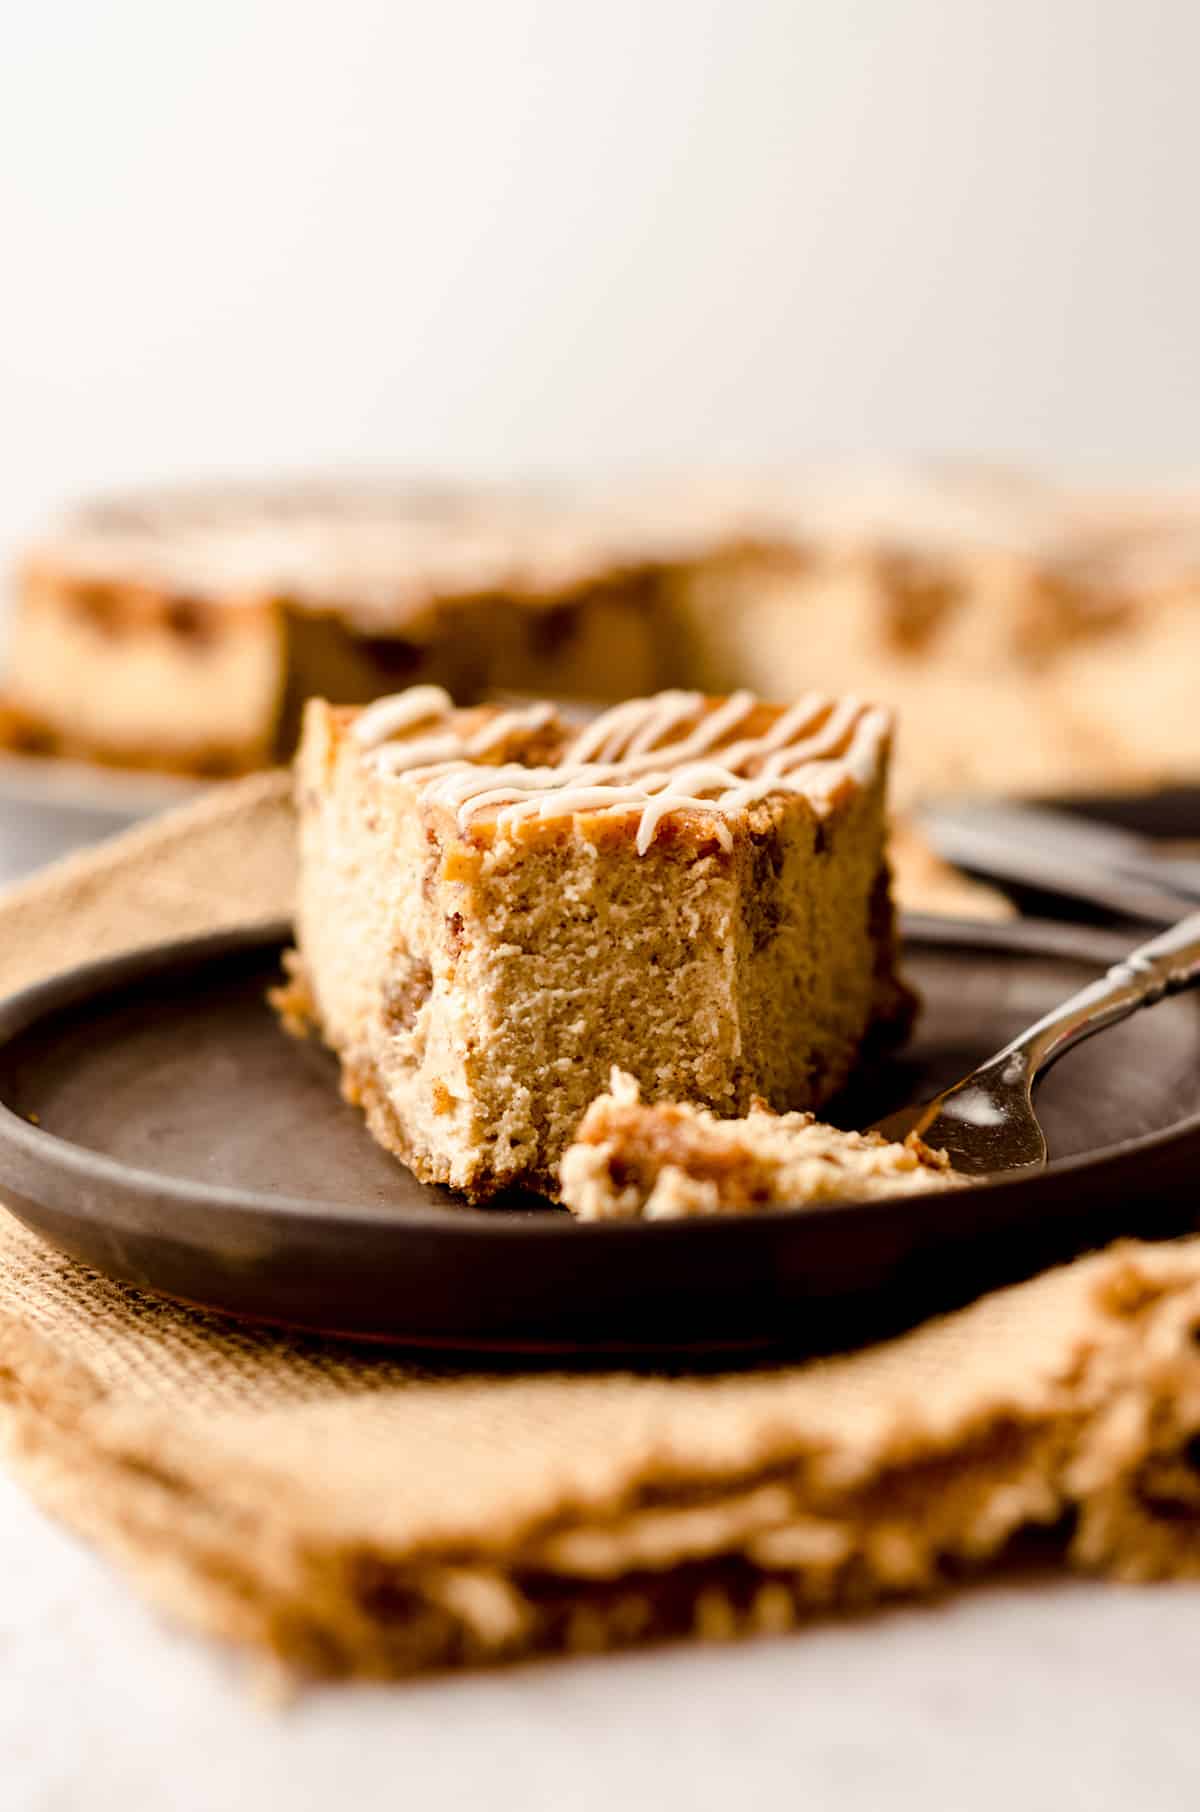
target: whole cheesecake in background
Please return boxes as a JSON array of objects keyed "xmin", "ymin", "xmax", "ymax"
[
  {"xmin": 278, "ymin": 684, "xmax": 913, "ymax": 1201},
  {"xmin": 1, "ymin": 479, "xmax": 674, "ymax": 776},
  {"xmin": 7, "ymin": 465, "xmax": 1200, "ymax": 800},
  {"xmin": 651, "ymin": 464, "xmax": 1200, "ymax": 804}
]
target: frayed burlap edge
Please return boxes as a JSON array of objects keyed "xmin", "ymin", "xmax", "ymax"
[{"xmin": 1, "ymin": 1232, "xmax": 1199, "ymax": 1680}]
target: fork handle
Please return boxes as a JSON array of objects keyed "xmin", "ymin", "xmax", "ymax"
[{"xmin": 998, "ymin": 910, "xmax": 1200, "ymax": 1082}]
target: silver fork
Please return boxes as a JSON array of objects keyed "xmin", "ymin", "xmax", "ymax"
[{"xmin": 871, "ymin": 911, "xmax": 1200, "ymax": 1177}]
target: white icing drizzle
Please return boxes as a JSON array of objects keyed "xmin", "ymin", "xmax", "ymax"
[
  {"xmin": 369, "ymin": 701, "xmax": 556, "ymax": 775},
  {"xmin": 760, "ymin": 695, "xmax": 865, "ymax": 776},
  {"xmin": 352, "ymin": 685, "xmax": 455, "ymax": 747},
  {"xmin": 466, "ymin": 701, "xmax": 556, "ymax": 753},
  {"xmin": 718, "ymin": 710, "xmax": 892, "ymax": 813},
  {"xmin": 373, "ymin": 731, "xmax": 466, "ymax": 774},
  {"xmin": 566, "ymin": 688, "xmax": 758, "ymax": 768},
  {"xmin": 567, "ymin": 697, "xmax": 670, "ymax": 765},
  {"xmin": 633, "ymin": 792, "xmax": 735, "ymax": 856},
  {"xmin": 422, "ymin": 761, "xmax": 561, "ymax": 808},
  {"xmin": 354, "ymin": 684, "xmax": 888, "ymax": 855},
  {"xmin": 624, "ymin": 688, "xmax": 705, "ymax": 756}
]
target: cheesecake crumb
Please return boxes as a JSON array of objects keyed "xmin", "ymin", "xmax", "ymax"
[{"xmin": 559, "ymin": 1070, "xmax": 964, "ymax": 1220}]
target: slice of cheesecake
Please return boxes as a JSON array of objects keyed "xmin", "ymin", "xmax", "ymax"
[
  {"xmin": 559, "ymin": 1070, "xmax": 963, "ymax": 1220},
  {"xmin": 281, "ymin": 683, "xmax": 914, "ymax": 1202}
]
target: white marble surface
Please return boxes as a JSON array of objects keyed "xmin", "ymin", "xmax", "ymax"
[{"xmin": 3, "ymin": 1464, "xmax": 1199, "ymax": 1812}]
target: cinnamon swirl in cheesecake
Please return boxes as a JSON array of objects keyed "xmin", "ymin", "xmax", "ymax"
[{"xmin": 279, "ymin": 683, "xmax": 913, "ymax": 1201}]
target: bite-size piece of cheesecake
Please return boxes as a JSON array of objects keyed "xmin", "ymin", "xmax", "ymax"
[
  {"xmin": 281, "ymin": 684, "xmax": 915, "ymax": 1202},
  {"xmin": 559, "ymin": 1070, "xmax": 962, "ymax": 1220}
]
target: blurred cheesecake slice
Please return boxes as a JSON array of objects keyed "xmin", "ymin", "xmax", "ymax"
[
  {"xmin": 8, "ymin": 465, "xmax": 1200, "ymax": 801},
  {"xmin": 3, "ymin": 479, "xmax": 668, "ymax": 774}
]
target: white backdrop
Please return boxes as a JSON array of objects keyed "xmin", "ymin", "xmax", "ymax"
[
  {"xmin": 6, "ymin": 11, "xmax": 1200, "ymax": 1797},
  {"xmin": 4, "ymin": 0, "xmax": 1199, "ymax": 565}
]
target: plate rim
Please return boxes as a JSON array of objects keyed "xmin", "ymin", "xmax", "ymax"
[{"xmin": 0, "ymin": 911, "xmax": 1196, "ymax": 1244}]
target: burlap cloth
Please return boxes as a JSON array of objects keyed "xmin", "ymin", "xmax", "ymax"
[{"xmin": 1, "ymin": 772, "xmax": 1198, "ymax": 1682}]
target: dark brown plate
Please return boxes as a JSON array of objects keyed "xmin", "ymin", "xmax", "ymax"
[{"xmin": 0, "ymin": 915, "xmax": 1198, "ymax": 1359}]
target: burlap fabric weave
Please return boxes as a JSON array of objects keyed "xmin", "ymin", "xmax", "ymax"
[{"xmin": 0, "ymin": 773, "xmax": 1198, "ymax": 1680}]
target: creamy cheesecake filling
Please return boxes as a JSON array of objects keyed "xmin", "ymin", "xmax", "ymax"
[{"xmin": 285, "ymin": 686, "xmax": 913, "ymax": 1202}]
